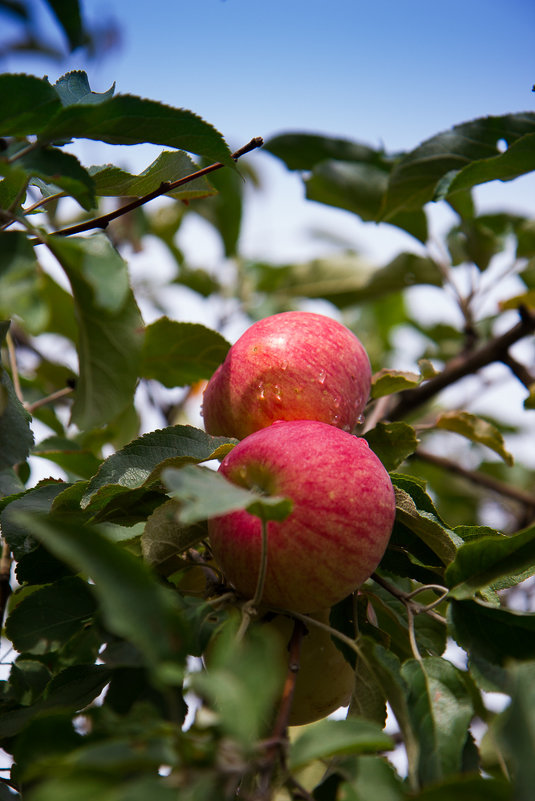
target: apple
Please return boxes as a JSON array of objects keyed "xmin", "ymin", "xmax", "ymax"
[
  {"xmin": 202, "ymin": 311, "xmax": 371, "ymax": 439},
  {"xmin": 265, "ymin": 609, "xmax": 355, "ymax": 726},
  {"xmin": 208, "ymin": 419, "xmax": 396, "ymax": 613}
]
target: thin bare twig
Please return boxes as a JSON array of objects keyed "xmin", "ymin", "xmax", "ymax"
[
  {"xmin": 5, "ymin": 331, "xmax": 23, "ymax": 403},
  {"xmin": 25, "ymin": 386, "xmax": 74, "ymax": 413},
  {"xmin": 0, "ymin": 542, "xmax": 12, "ymax": 627}
]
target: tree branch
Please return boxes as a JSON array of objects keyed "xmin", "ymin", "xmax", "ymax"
[
  {"xmin": 45, "ymin": 137, "xmax": 264, "ymax": 240},
  {"xmin": 413, "ymin": 449, "xmax": 535, "ymax": 512},
  {"xmin": 388, "ymin": 307, "xmax": 535, "ymax": 420}
]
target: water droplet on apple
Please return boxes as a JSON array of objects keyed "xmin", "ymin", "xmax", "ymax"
[
  {"xmin": 357, "ymin": 413, "xmax": 365, "ymax": 425},
  {"xmin": 318, "ymin": 370, "xmax": 326, "ymax": 385},
  {"xmin": 257, "ymin": 382, "xmax": 265, "ymax": 400},
  {"xmin": 332, "ymin": 413, "xmax": 341, "ymax": 424},
  {"xmin": 333, "ymin": 396, "xmax": 341, "ymax": 408},
  {"xmin": 281, "ymin": 360, "xmax": 288, "ymax": 371},
  {"xmin": 273, "ymin": 384, "xmax": 282, "ymax": 401}
]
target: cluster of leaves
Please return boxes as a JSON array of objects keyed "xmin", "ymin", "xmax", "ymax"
[{"xmin": 0, "ymin": 64, "xmax": 535, "ymax": 801}]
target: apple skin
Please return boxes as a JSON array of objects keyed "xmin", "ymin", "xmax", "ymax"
[
  {"xmin": 208, "ymin": 420, "xmax": 396, "ymax": 614},
  {"xmin": 202, "ymin": 311, "xmax": 371, "ymax": 439},
  {"xmin": 266, "ymin": 609, "xmax": 355, "ymax": 726}
]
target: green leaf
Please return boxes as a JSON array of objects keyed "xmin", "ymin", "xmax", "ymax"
[
  {"xmin": 249, "ymin": 251, "xmax": 442, "ymax": 308},
  {"xmin": 401, "ymin": 657, "xmax": 474, "ymax": 787},
  {"xmin": 40, "ymin": 96, "xmax": 233, "ymax": 167},
  {"xmin": 46, "ymin": 234, "xmax": 144, "ymax": 430},
  {"xmin": 337, "ymin": 755, "xmax": 405, "ymax": 801},
  {"xmin": 16, "ymin": 513, "xmax": 189, "ymax": 679},
  {"xmin": 382, "ymin": 112, "xmax": 535, "ymax": 219},
  {"xmin": 0, "ymin": 320, "xmax": 34, "ymax": 468},
  {"xmin": 371, "ymin": 368, "xmax": 421, "ymax": 399},
  {"xmin": 264, "ymin": 131, "xmax": 385, "ymax": 171},
  {"xmin": 497, "ymin": 662, "xmax": 535, "ymax": 801},
  {"xmin": 0, "ymin": 482, "xmax": 68, "ymax": 559},
  {"xmin": 447, "ymin": 131, "xmax": 535, "ymax": 197},
  {"xmin": 392, "ymin": 478, "xmax": 459, "ymax": 565},
  {"xmin": 53, "ymin": 70, "xmax": 115, "ymax": 105},
  {"xmin": 408, "ymin": 775, "xmax": 511, "ymax": 800},
  {"xmin": 365, "ymin": 422, "xmax": 420, "ymax": 471},
  {"xmin": 0, "ymin": 146, "xmax": 95, "ymax": 210},
  {"xmin": 81, "ymin": 424, "xmax": 235, "ymax": 509},
  {"xmin": 446, "ymin": 523, "xmax": 535, "ymax": 599},
  {"xmin": 31, "ymin": 436, "xmax": 102, "ymax": 479},
  {"xmin": 141, "ymin": 318, "xmax": 230, "ymax": 388},
  {"xmin": 289, "ymin": 717, "xmax": 393, "ymax": 771},
  {"xmin": 141, "ymin": 499, "xmax": 208, "ymax": 573},
  {"xmin": 435, "ymin": 411, "xmax": 514, "ymax": 466},
  {"xmin": 46, "ymin": 1, "xmax": 84, "ymax": 50},
  {"xmin": 90, "ymin": 150, "xmax": 216, "ymax": 201},
  {"xmin": 192, "ymin": 616, "xmax": 286, "ymax": 744},
  {"xmin": 0, "ymin": 231, "xmax": 48, "ymax": 334},
  {"xmin": 162, "ymin": 464, "xmax": 293, "ymax": 525},
  {"xmin": 0, "ymin": 73, "xmax": 62, "ymax": 132},
  {"xmin": 0, "ymin": 665, "xmax": 112, "ymax": 739},
  {"xmin": 5, "ymin": 576, "xmax": 97, "ymax": 654},
  {"xmin": 449, "ymin": 599, "xmax": 535, "ymax": 665}
]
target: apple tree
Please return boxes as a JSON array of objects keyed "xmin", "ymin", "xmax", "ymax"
[{"xmin": 1, "ymin": 8, "xmax": 535, "ymax": 800}]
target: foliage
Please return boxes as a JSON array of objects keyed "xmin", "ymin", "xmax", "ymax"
[{"xmin": 1, "ymin": 50, "xmax": 535, "ymax": 801}]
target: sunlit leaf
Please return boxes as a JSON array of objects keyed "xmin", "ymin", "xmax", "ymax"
[
  {"xmin": 141, "ymin": 318, "xmax": 230, "ymax": 387},
  {"xmin": 435, "ymin": 411, "xmax": 514, "ymax": 466},
  {"xmin": 288, "ymin": 717, "xmax": 393, "ymax": 771},
  {"xmin": 53, "ymin": 70, "xmax": 115, "ymax": 105}
]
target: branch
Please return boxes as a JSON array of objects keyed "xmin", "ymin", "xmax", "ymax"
[
  {"xmin": 0, "ymin": 542, "xmax": 12, "ymax": 627},
  {"xmin": 44, "ymin": 137, "xmax": 264, "ymax": 240},
  {"xmin": 413, "ymin": 449, "xmax": 535, "ymax": 512},
  {"xmin": 388, "ymin": 307, "xmax": 535, "ymax": 421}
]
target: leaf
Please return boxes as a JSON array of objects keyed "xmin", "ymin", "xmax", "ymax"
[
  {"xmin": 0, "ymin": 73, "xmax": 62, "ymax": 132},
  {"xmin": 392, "ymin": 478, "xmax": 459, "ymax": 565},
  {"xmin": 46, "ymin": 2, "xmax": 84, "ymax": 50},
  {"xmin": 162, "ymin": 464, "xmax": 293, "ymax": 525},
  {"xmin": 141, "ymin": 318, "xmax": 230, "ymax": 388},
  {"xmin": 435, "ymin": 411, "xmax": 514, "ymax": 466},
  {"xmin": 90, "ymin": 150, "xmax": 216, "ymax": 201},
  {"xmin": 305, "ymin": 159, "xmax": 428, "ymax": 242},
  {"xmin": 16, "ymin": 513, "xmax": 189, "ymax": 679},
  {"xmin": 447, "ymin": 131, "xmax": 535, "ymax": 197},
  {"xmin": 53, "ymin": 70, "xmax": 115, "ymax": 105},
  {"xmin": 0, "ymin": 482, "xmax": 68, "ymax": 559},
  {"xmin": 0, "ymin": 231, "xmax": 48, "ymax": 334},
  {"xmin": 408, "ymin": 775, "xmax": 511, "ymax": 800},
  {"xmin": 337, "ymin": 755, "xmax": 405, "ymax": 801},
  {"xmin": 0, "ymin": 665, "xmax": 112, "ymax": 739},
  {"xmin": 46, "ymin": 234, "xmax": 144, "ymax": 430},
  {"xmin": 141, "ymin": 498, "xmax": 208, "ymax": 572},
  {"xmin": 288, "ymin": 718, "xmax": 392, "ymax": 772},
  {"xmin": 382, "ymin": 112, "xmax": 535, "ymax": 219},
  {"xmin": 5, "ymin": 576, "xmax": 97, "ymax": 654},
  {"xmin": 0, "ymin": 321, "xmax": 34, "ymax": 469},
  {"xmin": 31, "ymin": 436, "xmax": 102, "ymax": 479},
  {"xmin": 0, "ymin": 146, "xmax": 95, "ymax": 209},
  {"xmin": 449, "ymin": 599, "xmax": 535, "ymax": 666},
  {"xmin": 371, "ymin": 368, "xmax": 422, "ymax": 399},
  {"xmin": 264, "ymin": 131, "xmax": 386, "ymax": 170},
  {"xmin": 365, "ymin": 422, "xmax": 420, "ymax": 471},
  {"xmin": 446, "ymin": 522, "xmax": 535, "ymax": 599},
  {"xmin": 497, "ymin": 662, "xmax": 535, "ymax": 801},
  {"xmin": 250, "ymin": 251, "xmax": 442, "ymax": 308},
  {"xmin": 40, "ymin": 95, "xmax": 233, "ymax": 167},
  {"xmin": 401, "ymin": 657, "xmax": 474, "ymax": 787},
  {"xmin": 81, "ymin": 424, "xmax": 235, "ymax": 509}
]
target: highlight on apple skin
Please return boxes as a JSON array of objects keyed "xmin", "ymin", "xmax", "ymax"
[
  {"xmin": 202, "ymin": 311, "xmax": 372, "ymax": 440},
  {"xmin": 208, "ymin": 419, "xmax": 396, "ymax": 614}
]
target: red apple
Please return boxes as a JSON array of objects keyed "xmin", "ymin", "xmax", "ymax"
[
  {"xmin": 202, "ymin": 311, "xmax": 371, "ymax": 439},
  {"xmin": 208, "ymin": 420, "xmax": 396, "ymax": 613}
]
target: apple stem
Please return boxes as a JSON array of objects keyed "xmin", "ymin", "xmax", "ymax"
[{"xmin": 252, "ymin": 517, "xmax": 270, "ymax": 608}]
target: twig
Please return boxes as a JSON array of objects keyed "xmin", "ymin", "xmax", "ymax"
[
  {"xmin": 0, "ymin": 541, "xmax": 12, "ymax": 627},
  {"xmin": 413, "ymin": 449, "xmax": 535, "ymax": 512},
  {"xmin": 500, "ymin": 352, "xmax": 535, "ymax": 390},
  {"xmin": 236, "ymin": 517, "xmax": 270, "ymax": 641},
  {"xmin": 5, "ymin": 331, "xmax": 23, "ymax": 403},
  {"xmin": 370, "ymin": 573, "xmax": 448, "ymax": 625},
  {"xmin": 37, "ymin": 137, "xmax": 264, "ymax": 241},
  {"xmin": 25, "ymin": 385, "xmax": 74, "ymax": 413},
  {"xmin": 388, "ymin": 307, "xmax": 535, "ymax": 421}
]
